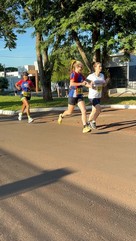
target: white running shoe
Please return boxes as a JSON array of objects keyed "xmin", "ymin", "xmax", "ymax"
[
  {"xmin": 18, "ymin": 113, "xmax": 22, "ymax": 121},
  {"xmin": 58, "ymin": 114, "xmax": 63, "ymax": 124},
  {"xmin": 28, "ymin": 117, "xmax": 34, "ymax": 123},
  {"xmin": 90, "ymin": 121, "xmax": 97, "ymax": 129}
]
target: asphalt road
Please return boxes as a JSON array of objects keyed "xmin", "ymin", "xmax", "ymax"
[{"xmin": 0, "ymin": 108, "xmax": 136, "ymax": 241}]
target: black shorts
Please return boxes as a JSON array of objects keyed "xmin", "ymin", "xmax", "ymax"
[
  {"xmin": 68, "ymin": 96, "xmax": 84, "ymax": 105},
  {"xmin": 89, "ymin": 98, "xmax": 101, "ymax": 106}
]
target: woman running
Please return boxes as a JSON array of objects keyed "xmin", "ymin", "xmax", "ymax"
[
  {"xmin": 57, "ymin": 60, "xmax": 91, "ymax": 133},
  {"xmin": 86, "ymin": 62, "xmax": 106, "ymax": 129},
  {"xmin": 15, "ymin": 72, "xmax": 35, "ymax": 123}
]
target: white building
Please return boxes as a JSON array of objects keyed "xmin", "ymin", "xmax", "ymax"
[
  {"xmin": 0, "ymin": 71, "xmax": 19, "ymax": 91},
  {"xmin": 107, "ymin": 53, "xmax": 136, "ymax": 88},
  {"xmin": 0, "ymin": 63, "xmax": 39, "ymax": 92}
]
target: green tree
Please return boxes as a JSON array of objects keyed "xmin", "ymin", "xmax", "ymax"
[
  {"xmin": 3, "ymin": 0, "xmax": 136, "ymax": 100},
  {"xmin": 0, "ymin": 0, "xmax": 26, "ymax": 50},
  {"xmin": 5, "ymin": 67, "xmax": 18, "ymax": 72},
  {"xmin": 0, "ymin": 0, "xmax": 18, "ymax": 49},
  {"xmin": 19, "ymin": 0, "xmax": 56, "ymax": 100},
  {"xmin": 55, "ymin": 0, "xmax": 136, "ymax": 67},
  {"xmin": 0, "ymin": 77, "xmax": 9, "ymax": 91},
  {"xmin": 52, "ymin": 0, "xmax": 136, "ymax": 100},
  {"xmin": 0, "ymin": 64, "xmax": 4, "ymax": 71}
]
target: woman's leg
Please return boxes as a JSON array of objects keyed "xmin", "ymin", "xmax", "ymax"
[
  {"xmin": 88, "ymin": 104, "xmax": 101, "ymax": 129},
  {"xmin": 77, "ymin": 100, "xmax": 87, "ymax": 126},
  {"xmin": 62, "ymin": 104, "xmax": 75, "ymax": 117},
  {"xmin": 88, "ymin": 104, "xmax": 101, "ymax": 122},
  {"xmin": 78, "ymin": 100, "xmax": 91, "ymax": 133},
  {"xmin": 22, "ymin": 98, "xmax": 33, "ymax": 123},
  {"xmin": 93, "ymin": 104, "xmax": 101, "ymax": 121},
  {"xmin": 21, "ymin": 101, "xmax": 26, "ymax": 114},
  {"xmin": 18, "ymin": 97, "xmax": 33, "ymax": 123},
  {"xmin": 18, "ymin": 98, "xmax": 26, "ymax": 121},
  {"xmin": 58, "ymin": 104, "xmax": 75, "ymax": 124},
  {"xmin": 22, "ymin": 98, "xmax": 30, "ymax": 117}
]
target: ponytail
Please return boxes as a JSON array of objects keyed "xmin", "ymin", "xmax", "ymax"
[{"xmin": 71, "ymin": 60, "xmax": 77, "ymax": 71}]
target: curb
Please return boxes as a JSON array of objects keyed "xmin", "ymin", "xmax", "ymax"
[
  {"xmin": 101, "ymin": 104, "xmax": 136, "ymax": 110},
  {"xmin": 0, "ymin": 110, "xmax": 16, "ymax": 115},
  {"xmin": 0, "ymin": 105, "xmax": 136, "ymax": 116}
]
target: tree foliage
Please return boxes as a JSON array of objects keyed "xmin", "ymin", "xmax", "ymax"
[
  {"xmin": 0, "ymin": 77, "xmax": 9, "ymax": 91},
  {"xmin": 0, "ymin": 64, "xmax": 4, "ymax": 71},
  {"xmin": 0, "ymin": 0, "xmax": 28, "ymax": 50},
  {"xmin": 1, "ymin": 0, "xmax": 136, "ymax": 100},
  {"xmin": 0, "ymin": 1, "xmax": 19, "ymax": 49},
  {"xmin": 6, "ymin": 67, "xmax": 18, "ymax": 72}
]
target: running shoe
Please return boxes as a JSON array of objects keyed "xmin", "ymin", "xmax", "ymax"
[
  {"xmin": 90, "ymin": 121, "xmax": 97, "ymax": 129},
  {"xmin": 58, "ymin": 114, "xmax": 63, "ymax": 124},
  {"xmin": 28, "ymin": 117, "xmax": 34, "ymax": 123},
  {"xmin": 18, "ymin": 113, "xmax": 22, "ymax": 121},
  {"xmin": 82, "ymin": 125, "xmax": 91, "ymax": 133}
]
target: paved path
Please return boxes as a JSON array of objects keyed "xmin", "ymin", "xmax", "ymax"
[{"xmin": 0, "ymin": 108, "xmax": 136, "ymax": 241}]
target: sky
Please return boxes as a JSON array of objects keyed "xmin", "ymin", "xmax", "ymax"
[{"xmin": 0, "ymin": 28, "xmax": 37, "ymax": 68}]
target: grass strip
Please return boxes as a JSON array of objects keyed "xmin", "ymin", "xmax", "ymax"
[{"xmin": 0, "ymin": 95, "xmax": 136, "ymax": 111}]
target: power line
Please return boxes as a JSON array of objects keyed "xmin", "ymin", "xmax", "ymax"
[{"xmin": 0, "ymin": 55, "xmax": 35, "ymax": 59}]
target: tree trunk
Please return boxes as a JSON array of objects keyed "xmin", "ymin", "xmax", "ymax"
[
  {"xmin": 92, "ymin": 28, "xmax": 101, "ymax": 62},
  {"xmin": 36, "ymin": 31, "xmax": 52, "ymax": 100},
  {"xmin": 101, "ymin": 38, "xmax": 110, "ymax": 101},
  {"xmin": 92, "ymin": 28, "xmax": 109, "ymax": 100},
  {"xmin": 71, "ymin": 30, "xmax": 92, "ymax": 72},
  {"xmin": 42, "ymin": 48, "xmax": 53, "ymax": 100}
]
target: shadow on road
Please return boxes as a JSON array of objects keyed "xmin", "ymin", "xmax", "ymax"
[
  {"xmin": 0, "ymin": 148, "xmax": 136, "ymax": 241},
  {"xmin": 0, "ymin": 148, "xmax": 74, "ymax": 200},
  {"xmin": 96, "ymin": 119, "xmax": 136, "ymax": 134},
  {"xmin": 0, "ymin": 169, "xmax": 73, "ymax": 200}
]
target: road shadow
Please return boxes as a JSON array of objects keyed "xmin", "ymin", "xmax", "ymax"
[
  {"xmin": 0, "ymin": 111, "xmax": 57, "ymax": 124},
  {"xmin": 0, "ymin": 148, "xmax": 136, "ymax": 241},
  {"xmin": 0, "ymin": 169, "xmax": 73, "ymax": 200},
  {"xmin": 96, "ymin": 119, "xmax": 136, "ymax": 134},
  {"xmin": 0, "ymin": 148, "xmax": 74, "ymax": 200},
  {"xmin": 0, "ymin": 114, "xmax": 17, "ymax": 122},
  {"xmin": 32, "ymin": 111, "xmax": 59, "ymax": 124}
]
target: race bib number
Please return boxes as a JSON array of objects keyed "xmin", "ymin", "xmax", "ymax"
[
  {"xmin": 76, "ymin": 87, "xmax": 83, "ymax": 95},
  {"xmin": 96, "ymin": 86, "xmax": 102, "ymax": 93}
]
